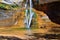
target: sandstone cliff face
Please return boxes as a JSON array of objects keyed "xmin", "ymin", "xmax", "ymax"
[{"xmin": 33, "ymin": 9, "xmax": 60, "ymax": 28}]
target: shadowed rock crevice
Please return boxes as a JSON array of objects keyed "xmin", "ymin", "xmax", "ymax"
[{"xmin": 33, "ymin": 1, "xmax": 60, "ymax": 24}]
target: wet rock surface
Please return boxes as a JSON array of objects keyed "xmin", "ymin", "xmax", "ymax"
[
  {"xmin": 33, "ymin": 33, "xmax": 60, "ymax": 39},
  {"xmin": 26, "ymin": 33, "xmax": 60, "ymax": 40},
  {"xmin": 49, "ymin": 26, "xmax": 60, "ymax": 33},
  {"xmin": 0, "ymin": 36, "xmax": 22, "ymax": 40}
]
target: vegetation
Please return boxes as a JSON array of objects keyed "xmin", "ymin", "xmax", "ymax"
[{"xmin": 0, "ymin": 3, "xmax": 19, "ymax": 10}]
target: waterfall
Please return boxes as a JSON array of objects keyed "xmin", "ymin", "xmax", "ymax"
[
  {"xmin": 25, "ymin": 0, "xmax": 34, "ymax": 28},
  {"xmin": 25, "ymin": 0, "xmax": 29, "ymax": 28},
  {"xmin": 28, "ymin": 0, "xmax": 34, "ymax": 28}
]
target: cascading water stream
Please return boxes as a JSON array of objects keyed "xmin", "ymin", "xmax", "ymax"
[
  {"xmin": 29, "ymin": 0, "xmax": 34, "ymax": 28},
  {"xmin": 24, "ymin": 0, "xmax": 34, "ymax": 35},
  {"xmin": 25, "ymin": 0, "xmax": 29, "ymax": 28},
  {"xmin": 25, "ymin": 0, "xmax": 34, "ymax": 29}
]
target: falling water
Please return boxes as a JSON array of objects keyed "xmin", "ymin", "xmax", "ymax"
[
  {"xmin": 25, "ymin": 0, "xmax": 29, "ymax": 28},
  {"xmin": 24, "ymin": 0, "xmax": 34, "ymax": 35},
  {"xmin": 25, "ymin": 0, "xmax": 34, "ymax": 29},
  {"xmin": 29, "ymin": 0, "xmax": 34, "ymax": 28}
]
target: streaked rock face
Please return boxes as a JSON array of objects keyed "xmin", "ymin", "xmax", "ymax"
[{"xmin": 1, "ymin": 0, "xmax": 23, "ymax": 4}]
